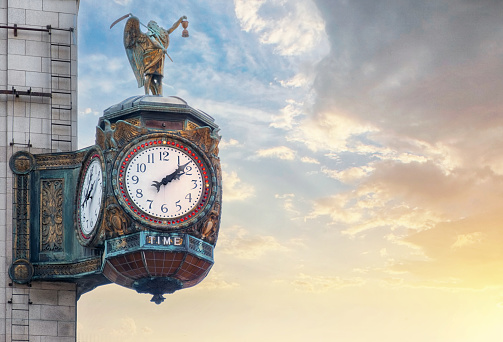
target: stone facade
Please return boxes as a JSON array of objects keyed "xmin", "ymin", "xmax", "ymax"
[{"xmin": 1, "ymin": 1, "xmax": 79, "ymax": 341}]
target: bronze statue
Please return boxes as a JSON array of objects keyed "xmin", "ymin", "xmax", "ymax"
[{"xmin": 111, "ymin": 14, "xmax": 188, "ymax": 95}]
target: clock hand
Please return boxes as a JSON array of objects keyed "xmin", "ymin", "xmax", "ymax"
[
  {"xmin": 82, "ymin": 182, "xmax": 95, "ymax": 207},
  {"xmin": 151, "ymin": 162, "xmax": 190, "ymax": 192}
]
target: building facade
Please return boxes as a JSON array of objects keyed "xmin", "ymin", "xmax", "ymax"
[{"xmin": 1, "ymin": 1, "xmax": 80, "ymax": 341}]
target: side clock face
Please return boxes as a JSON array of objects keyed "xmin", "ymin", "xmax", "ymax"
[
  {"xmin": 117, "ymin": 139, "xmax": 211, "ymax": 226},
  {"xmin": 78, "ymin": 155, "xmax": 104, "ymax": 238}
]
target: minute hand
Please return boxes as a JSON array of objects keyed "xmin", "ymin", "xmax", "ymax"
[{"xmin": 151, "ymin": 162, "xmax": 190, "ymax": 192}]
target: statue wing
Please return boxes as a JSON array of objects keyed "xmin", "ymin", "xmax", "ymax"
[{"xmin": 124, "ymin": 16, "xmax": 147, "ymax": 88}]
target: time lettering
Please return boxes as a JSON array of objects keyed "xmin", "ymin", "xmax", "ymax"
[{"xmin": 146, "ymin": 235, "xmax": 183, "ymax": 246}]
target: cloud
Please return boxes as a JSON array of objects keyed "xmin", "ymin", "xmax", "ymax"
[
  {"xmin": 322, "ymin": 165, "xmax": 374, "ymax": 184},
  {"xmin": 222, "ymin": 170, "xmax": 255, "ymax": 201},
  {"xmin": 300, "ymin": 156, "xmax": 319, "ymax": 164},
  {"xmin": 234, "ymin": 0, "xmax": 329, "ymax": 56},
  {"xmin": 256, "ymin": 146, "xmax": 296, "ymax": 160},
  {"xmin": 79, "ymin": 107, "xmax": 100, "ymax": 117},
  {"xmin": 292, "ymin": 273, "xmax": 364, "ymax": 292},
  {"xmin": 219, "ymin": 138, "xmax": 240, "ymax": 149},
  {"xmin": 270, "ymin": 99, "xmax": 304, "ymax": 130},
  {"xmin": 197, "ymin": 270, "xmax": 240, "ymax": 290},
  {"xmin": 275, "ymin": 193, "xmax": 300, "ymax": 216},
  {"xmin": 393, "ymin": 212, "xmax": 503, "ymax": 289},
  {"xmin": 218, "ymin": 226, "xmax": 289, "ymax": 259}
]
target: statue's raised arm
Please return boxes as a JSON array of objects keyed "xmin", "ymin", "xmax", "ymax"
[{"xmin": 111, "ymin": 14, "xmax": 188, "ymax": 96}]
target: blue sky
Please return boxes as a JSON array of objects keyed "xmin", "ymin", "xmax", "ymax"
[{"xmin": 77, "ymin": 1, "xmax": 503, "ymax": 341}]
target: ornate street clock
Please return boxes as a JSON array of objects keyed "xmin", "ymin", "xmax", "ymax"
[{"xmin": 9, "ymin": 95, "xmax": 222, "ymax": 303}]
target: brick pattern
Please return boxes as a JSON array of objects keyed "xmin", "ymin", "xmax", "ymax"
[{"xmin": 1, "ymin": 1, "xmax": 79, "ymax": 341}]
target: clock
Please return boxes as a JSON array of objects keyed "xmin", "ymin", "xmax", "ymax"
[
  {"xmin": 77, "ymin": 152, "xmax": 104, "ymax": 244},
  {"xmin": 115, "ymin": 136, "xmax": 213, "ymax": 229}
]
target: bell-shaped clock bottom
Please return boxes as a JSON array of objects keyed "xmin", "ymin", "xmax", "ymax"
[{"xmin": 102, "ymin": 231, "xmax": 213, "ymax": 304}]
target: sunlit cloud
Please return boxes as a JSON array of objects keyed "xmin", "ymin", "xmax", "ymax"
[
  {"xmin": 270, "ymin": 99, "xmax": 304, "ymax": 130},
  {"xmin": 222, "ymin": 170, "xmax": 255, "ymax": 201},
  {"xmin": 234, "ymin": 0, "xmax": 329, "ymax": 56},
  {"xmin": 275, "ymin": 193, "xmax": 300, "ymax": 216},
  {"xmin": 451, "ymin": 232, "xmax": 485, "ymax": 250},
  {"xmin": 218, "ymin": 226, "xmax": 289, "ymax": 259},
  {"xmin": 322, "ymin": 165, "xmax": 374, "ymax": 184},
  {"xmin": 256, "ymin": 146, "xmax": 296, "ymax": 160},
  {"xmin": 196, "ymin": 270, "xmax": 240, "ymax": 290},
  {"xmin": 219, "ymin": 138, "xmax": 240, "ymax": 149},
  {"xmin": 292, "ymin": 273, "xmax": 364, "ymax": 292},
  {"xmin": 300, "ymin": 156, "xmax": 319, "ymax": 164}
]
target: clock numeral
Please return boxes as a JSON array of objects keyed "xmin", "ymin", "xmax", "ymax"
[
  {"xmin": 132, "ymin": 175, "xmax": 139, "ymax": 184},
  {"xmin": 175, "ymin": 200, "xmax": 182, "ymax": 212},
  {"xmin": 185, "ymin": 193, "xmax": 192, "ymax": 203},
  {"xmin": 191, "ymin": 180, "xmax": 198, "ymax": 190},
  {"xmin": 147, "ymin": 153, "xmax": 155, "ymax": 164},
  {"xmin": 146, "ymin": 199, "xmax": 153, "ymax": 209},
  {"xmin": 137, "ymin": 163, "xmax": 147, "ymax": 173},
  {"xmin": 160, "ymin": 151, "xmax": 169, "ymax": 161},
  {"xmin": 185, "ymin": 165, "xmax": 192, "ymax": 176},
  {"xmin": 136, "ymin": 189, "xmax": 143, "ymax": 198},
  {"xmin": 161, "ymin": 204, "xmax": 169, "ymax": 213}
]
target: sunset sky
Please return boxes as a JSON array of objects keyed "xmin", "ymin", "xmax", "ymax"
[{"xmin": 76, "ymin": 0, "xmax": 503, "ymax": 341}]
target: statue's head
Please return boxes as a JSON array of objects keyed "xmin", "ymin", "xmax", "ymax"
[{"xmin": 147, "ymin": 20, "xmax": 160, "ymax": 34}]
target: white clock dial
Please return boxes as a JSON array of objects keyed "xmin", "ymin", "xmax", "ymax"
[
  {"xmin": 118, "ymin": 140, "xmax": 210, "ymax": 225},
  {"xmin": 79, "ymin": 156, "xmax": 104, "ymax": 236}
]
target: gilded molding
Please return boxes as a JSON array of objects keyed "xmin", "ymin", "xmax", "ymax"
[
  {"xmin": 33, "ymin": 257, "xmax": 102, "ymax": 277},
  {"xmin": 35, "ymin": 150, "xmax": 87, "ymax": 170}
]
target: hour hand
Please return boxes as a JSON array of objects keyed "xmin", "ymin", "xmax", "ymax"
[
  {"xmin": 151, "ymin": 162, "xmax": 190, "ymax": 192},
  {"xmin": 82, "ymin": 183, "xmax": 94, "ymax": 207}
]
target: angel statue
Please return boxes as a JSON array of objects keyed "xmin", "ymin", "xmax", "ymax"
[{"xmin": 111, "ymin": 14, "xmax": 188, "ymax": 95}]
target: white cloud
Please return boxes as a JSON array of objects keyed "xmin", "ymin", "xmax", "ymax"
[
  {"xmin": 219, "ymin": 226, "xmax": 289, "ymax": 259},
  {"xmin": 270, "ymin": 99, "xmax": 304, "ymax": 130},
  {"xmin": 322, "ymin": 165, "xmax": 375, "ymax": 184},
  {"xmin": 222, "ymin": 171, "xmax": 255, "ymax": 201},
  {"xmin": 275, "ymin": 193, "xmax": 300, "ymax": 216},
  {"xmin": 256, "ymin": 146, "xmax": 296, "ymax": 160},
  {"xmin": 300, "ymin": 156, "xmax": 319, "ymax": 164},
  {"xmin": 79, "ymin": 107, "xmax": 99, "ymax": 117},
  {"xmin": 219, "ymin": 138, "xmax": 240, "ymax": 149},
  {"xmin": 234, "ymin": 0, "xmax": 329, "ymax": 56}
]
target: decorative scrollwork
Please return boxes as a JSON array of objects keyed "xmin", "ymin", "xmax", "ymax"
[
  {"xmin": 9, "ymin": 259, "xmax": 34, "ymax": 284},
  {"xmin": 40, "ymin": 179, "xmax": 64, "ymax": 251},
  {"xmin": 179, "ymin": 126, "xmax": 221, "ymax": 156},
  {"xmin": 10, "ymin": 151, "xmax": 35, "ymax": 174},
  {"xmin": 105, "ymin": 203, "xmax": 132, "ymax": 239}
]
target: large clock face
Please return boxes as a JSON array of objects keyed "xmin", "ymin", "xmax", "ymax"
[
  {"xmin": 117, "ymin": 139, "xmax": 211, "ymax": 226},
  {"xmin": 78, "ymin": 155, "xmax": 104, "ymax": 238}
]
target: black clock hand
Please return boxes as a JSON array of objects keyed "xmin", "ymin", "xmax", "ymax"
[
  {"xmin": 151, "ymin": 162, "xmax": 190, "ymax": 192},
  {"xmin": 82, "ymin": 182, "xmax": 95, "ymax": 207}
]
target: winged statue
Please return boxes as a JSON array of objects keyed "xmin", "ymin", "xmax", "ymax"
[{"xmin": 111, "ymin": 14, "xmax": 187, "ymax": 95}]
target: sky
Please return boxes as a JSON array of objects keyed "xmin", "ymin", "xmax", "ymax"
[{"xmin": 76, "ymin": 0, "xmax": 503, "ymax": 341}]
